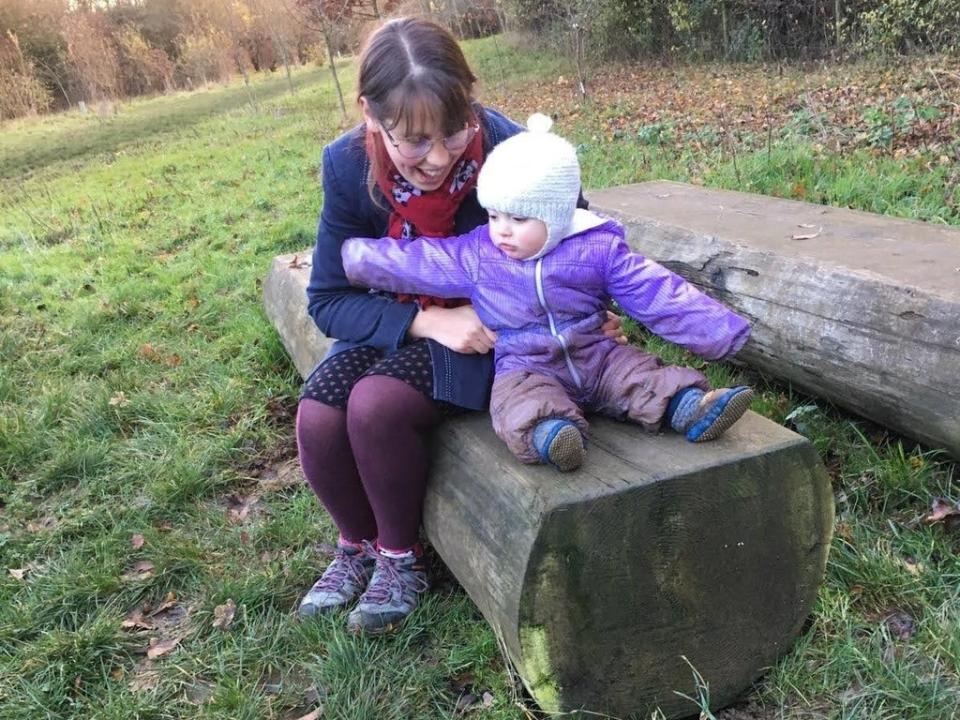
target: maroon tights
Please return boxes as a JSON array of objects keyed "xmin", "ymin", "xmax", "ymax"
[{"xmin": 296, "ymin": 374, "xmax": 443, "ymax": 550}]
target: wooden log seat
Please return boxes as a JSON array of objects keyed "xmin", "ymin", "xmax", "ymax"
[
  {"xmin": 590, "ymin": 181, "xmax": 960, "ymax": 460},
  {"xmin": 263, "ymin": 245, "xmax": 833, "ymax": 718}
]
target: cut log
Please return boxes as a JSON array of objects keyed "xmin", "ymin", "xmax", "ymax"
[
  {"xmin": 590, "ymin": 181, "xmax": 960, "ymax": 459},
  {"xmin": 264, "ymin": 251, "xmax": 833, "ymax": 718}
]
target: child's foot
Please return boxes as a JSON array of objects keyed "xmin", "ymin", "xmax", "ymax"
[
  {"xmin": 532, "ymin": 418, "xmax": 585, "ymax": 472},
  {"xmin": 298, "ymin": 542, "xmax": 376, "ymax": 618},
  {"xmin": 347, "ymin": 547, "xmax": 429, "ymax": 635},
  {"xmin": 682, "ymin": 386, "xmax": 754, "ymax": 442}
]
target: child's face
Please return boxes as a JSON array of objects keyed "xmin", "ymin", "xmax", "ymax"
[{"xmin": 487, "ymin": 210, "xmax": 548, "ymax": 260}]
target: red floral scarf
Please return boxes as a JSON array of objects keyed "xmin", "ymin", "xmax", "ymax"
[{"xmin": 366, "ymin": 128, "xmax": 483, "ymax": 309}]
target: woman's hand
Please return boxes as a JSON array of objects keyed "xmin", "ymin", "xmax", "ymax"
[
  {"xmin": 602, "ymin": 310, "xmax": 628, "ymax": 345},
  {"xmin": 407, "ymin": 304, "xmax": 497, "ymax": 354}
]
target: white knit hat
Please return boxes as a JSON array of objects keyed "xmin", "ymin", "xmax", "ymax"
[{"xmin": 476, "ymin": 113, "xmax": 580, "ymax": 260}]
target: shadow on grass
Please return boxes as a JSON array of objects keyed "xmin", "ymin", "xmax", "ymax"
[{"xmin": 0, "ymin": 67, "xmax": 328, "ymax": 181}]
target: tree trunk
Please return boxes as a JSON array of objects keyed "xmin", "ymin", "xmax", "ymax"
[
  {"xmin": 590, "ymin": 180, "xmax": 960, "ymax": 460},
  {"xmin": 323, "ymin": 27, "xmax": 347, "ymax": 120},
  {"xmin": 263, "ymin": 250, "xmax": 834, "ymax": 719}
]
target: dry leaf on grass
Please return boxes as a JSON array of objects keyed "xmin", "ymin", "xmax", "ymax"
[
  {"xmin": 26, "ymin": 516, "xmax": 57, "ymax": 533},
  {"xmin": 922, "ymin": 497, "xmax": 960, "ymax": 530},
  {"xmin": 131, "ymin": 533, "xmax": 145, "ymax": 550},
  {"xmin": 258, "ymin": 458, "xmax": 304, "ymax": 492},
  {"xmin": 121, "ymin": 560, "xmax": 155, "ymax": 582},
  {"xmin": 121, "ymin": 610, "xmax": 154, "ymax": 631},
  {"xmin": 147, "ymin": 636, "xmax": 181, "ymax": 659},
  {"xmin": 128, "ymin": 660, "xmax": 161, "ymax": 693},
  {"xmin": 8, "ymin": 567, "xmax": 28, "ymax": 580},
  {"xmin": 884, "ymin": 610, "xmax": 917, "ymax": 641},
  {"xmin": 293, "ymin": 710, "xmax": 321, "ymax": 720},
  {"xmin": 226, "ymin": 493, "xmax": 260, "ymax": 523},
  {"xmin": 109, "ymin": 391, "xmax": 129, "ymax": 407},
  {"xmin": 212, "ymin": 599, "xmax": 237, "ymax": 631}
]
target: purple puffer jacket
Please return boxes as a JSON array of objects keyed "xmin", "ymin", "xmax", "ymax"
[{"xmin": 341, "ymin": 211, "xmax": 750, "ymax": 398}]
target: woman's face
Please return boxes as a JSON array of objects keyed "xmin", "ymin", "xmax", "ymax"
[{"xmin": 361, "ymin": 98, "xmax": 468, "ymax": 192}]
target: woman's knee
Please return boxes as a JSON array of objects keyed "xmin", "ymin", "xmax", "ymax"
[
  {"xmin": 346, "ymin": 375, "xmax": 437, "ymax": 438},
  {"xmin": 296, "ymin": 397, "xmax": 346, "ymax": 447}
]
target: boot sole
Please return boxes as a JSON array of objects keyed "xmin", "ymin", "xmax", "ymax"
[
  {"xmin": 687, "ymin": 387, "xmax": 754, "ymax": 442},
  {"xmin": 548, "ymin": 424, "xmax": 586, "ymax": 472}
]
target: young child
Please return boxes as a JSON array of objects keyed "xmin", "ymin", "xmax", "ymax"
[{"xmin": 341, "ymin": 114, "xmax": 753, "ymax": 472}]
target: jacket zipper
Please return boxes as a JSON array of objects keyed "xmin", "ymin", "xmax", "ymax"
[{"xmin": 534, "ymin": 258, "xmax": 582, "ymax": 389}]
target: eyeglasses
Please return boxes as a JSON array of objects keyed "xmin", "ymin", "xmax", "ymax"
[{"xmin": 381, "ymin": 122, "xmax": 480, "ymax": 160}]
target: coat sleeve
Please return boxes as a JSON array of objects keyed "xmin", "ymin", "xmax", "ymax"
[
  {"xmin": 342, "ymin": 229, "xmax": 481, "ymax": 299},
  {"xmin": 605, "ymin": 236, "xmax": 750, "ymax": 360},
  {"xmin": 305, "ymin": 143, "xmax": 419, "ymax": 351}
]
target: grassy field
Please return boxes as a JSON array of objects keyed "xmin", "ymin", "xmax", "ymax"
[{"xmin": 1, "ymin": 35, "xmax": 959, "ymax": 720}]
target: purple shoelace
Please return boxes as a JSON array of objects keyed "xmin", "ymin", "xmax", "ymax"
[
  {"xmin": 361, "ymin": 541, "xmax": 427, "ymax": 603},
  {"xmin": 313, "ymin": 544, "xmax": 371, "ymax": 591}
]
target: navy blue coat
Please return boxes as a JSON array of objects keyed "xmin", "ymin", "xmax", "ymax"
[{"xmin": 306, "ymin": 106, "xmax": 524, "ymax": 410}]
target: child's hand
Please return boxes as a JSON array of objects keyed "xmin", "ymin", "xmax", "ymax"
[
  {"xmin": 407, "ymin": 304, "xmax": 497, "ymax": 354},
  {"xmin": 602, "ymin": 310, "xmax": 628, "ymax": 345}
]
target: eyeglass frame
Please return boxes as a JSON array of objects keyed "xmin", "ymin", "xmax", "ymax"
[{"xmin": 380, "ymin": 121, "xmax": 481, "ymax": 160}]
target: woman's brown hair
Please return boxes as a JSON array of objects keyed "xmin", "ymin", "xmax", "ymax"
[{"xmin": 358, "ymin": 17, "xmax": 478, "ymax": 197}]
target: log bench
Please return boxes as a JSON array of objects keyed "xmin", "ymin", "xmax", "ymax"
[
  {"xmin": 264, "ymin": 249, "xmax": 833, "ymax": 718},
  {"xmin": 590, "ymin": 181, "xmax": 960, "ymax": 460}
]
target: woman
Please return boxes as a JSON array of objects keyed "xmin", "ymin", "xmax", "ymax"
[{"xmin": 295, "ymin": 16, "xmax": 620, "ymax": 634}]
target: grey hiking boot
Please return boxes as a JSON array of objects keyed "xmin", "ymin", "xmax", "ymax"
[
  {"xmin": 298, "ymin": 544, "xmax": 376, "ymax": 618},
  {"xmin": 346, "ymin": 548, "xmax": 429, "ymax": 635}
]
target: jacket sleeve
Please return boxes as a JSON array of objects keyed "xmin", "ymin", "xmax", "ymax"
[
  {"xmin": 305, "ymin": 144, "xmax": 419, "ymax": 351},
  {"xmin": 605, "ymin": 236, "xmax": 750, "ymax": 360},
  {"xmin": 342, "ymin": 229, "xmax": 481, "ymax": 299}
]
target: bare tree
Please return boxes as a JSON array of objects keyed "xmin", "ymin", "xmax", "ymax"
[{"xmin": 290, "ymin": 0, "xmax": 393, "ymax": 120}]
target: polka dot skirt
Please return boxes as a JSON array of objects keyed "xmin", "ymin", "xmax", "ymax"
[{"xmin": 301, "ymin": 340, "xmax": 452, "ymax": 411}]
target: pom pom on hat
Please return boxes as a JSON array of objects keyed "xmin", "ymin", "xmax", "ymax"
[
  {"xmin": 476, "ymin": 112, "xmax": 580, "ymax": 260},
  {"xmin": 526, "ymin": 112, "xmax": 554, "ymax": 133}
]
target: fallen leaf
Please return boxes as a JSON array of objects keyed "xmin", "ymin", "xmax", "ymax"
[
  {"xmin": 109, "ymin": 391, "xmax": 130, "ymax": 407},
  {"xmin": 121, "ymin": 610, "xmax": 154, "ymax": 631},
  {"xmin": 131, "ymin": 533, "xmax": 145, "ymax": 550},
  {"xmin": 122, "ymin": 560, "xmax": 155, "ymax": 582},
  {"xmin": 149, "ymin": 591, "xmax": 178, "ymax": 616},
  {"xmin": 212, "ymin": 599, "xmax": 237, "ymax": 631},
  {"xmin": 227, "ymin": 493, "xmax": 260, "ymax": 523},
  {"xmin": 797, "ymin": 222, "xmax": 817, "ymax": 228},
  {"xmin": 792, "ymin": 228, "xmax": 821, "ymax": 240},
  {"xmin": 884, "ymin": 610, "xmax": 916, "ymax": 641},
  {"xmin": 922, "ymin": 497, "xmax": 960, "ymax": 526},
  {"xmin": 900, "ymin": 556, "xmax": 924, "ymax": 576},
  {"xmin": 26, "ymin": 516, "xmax": 57, "ymax": 533},
  {"xmin": 147, "ymin": 636, "xmax": 181, "ymax": 659},
  {"xmin": 455, "ymin": 693, "xmax": 478, "ymax": 712},
  {"xmin": 128, "ymin": 660, "xmax": 160, "ymax": 692},
  {"xmin": 8, "ymin": 567, "xmax": 27, "ymax": 580},
  {"xmin": 293, "ymin": 711, "xmax": 320, "ymax": 720},
  {"xmin": 138, "ymin": 343, "xmax": 160, "ymax": 362},
  {"xmin": 482, "ymin": 691, "xmax": 495, "ymax": 708}
]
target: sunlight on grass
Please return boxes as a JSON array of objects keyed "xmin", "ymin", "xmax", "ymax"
[{"xmin": 1, "ymin": 33, "xmax": 958, "ymax": 720}]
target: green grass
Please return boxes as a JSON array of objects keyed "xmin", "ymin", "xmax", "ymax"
[{"xmin": 2, "ymin": 34, "xmax": 959, "ymax": 720}]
